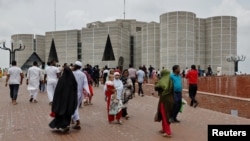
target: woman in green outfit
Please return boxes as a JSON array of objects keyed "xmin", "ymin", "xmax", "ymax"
[{"xmin": 154, "ymin": 69, "xmax": 174, "ymax": 137}]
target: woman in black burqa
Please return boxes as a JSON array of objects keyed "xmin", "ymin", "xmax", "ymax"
[{"xmin": 49, "ymin": 66, "xmax": 78, "ymax": 132}]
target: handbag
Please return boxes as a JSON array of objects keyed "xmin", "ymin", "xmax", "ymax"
[
  {"xmin": 109, "ymin": 102, "xmax": 119, "ymax": 115},
  {"xmin": 109, "ymin": 92, "xmax": 120, "ymax": 115},
  {"xmin": 109, "ymin": 100, "xmax": 123, "ymax": 115}
]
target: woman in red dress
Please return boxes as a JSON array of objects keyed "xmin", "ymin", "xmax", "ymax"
[{"xmin": 104, "ymin": 74, "xmax": 122, "ymax": 124}]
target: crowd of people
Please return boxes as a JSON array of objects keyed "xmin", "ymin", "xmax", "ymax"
[
  {"xmin": 4, "ymin": 60, "xmax": 202, "ymax": 138},
  {"xmin": 0, "ymin": 67, "xmax": 9, "ymax": 78},
  {"xmin": 100, "ymin": 63, "xmax": 199, "ymax": 138},
  {"xmin": 4, "ymin": 60, "xmax": 91, "ymax": 132},
  {"xmin": 154, "ymin": 64, "xmax": 199, "ymax": 137}
]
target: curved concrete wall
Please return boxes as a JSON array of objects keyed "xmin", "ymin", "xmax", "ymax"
[
  {"xmin": 205, "ymin": 16, "xmax": 237, "ymax": 75},
  {"xmin": 11, "ymin": 34, "xmax": 34, "ymax": 67},
  {"xmin": 160, "ymin": 11, "xmax": 196, "ymax": 70},
  {"xmin": 9, "ymin": 13, "xmax": 237, "ymax": 74}
]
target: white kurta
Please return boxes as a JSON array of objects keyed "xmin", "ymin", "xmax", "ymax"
[
  {"xmin": 27, "ymin": 66, "xmax": 42, "ymax": 99},
  {"xmin": 72, "ymin": 69, "xmax": 90, "ymax": 121},
  {"xmin": 45, "ymin": 66, "xmax": 60, "ymax": 102},
  {"xmin": 27, "ymin": 66, "xmax": 42, "ymax": 90}
]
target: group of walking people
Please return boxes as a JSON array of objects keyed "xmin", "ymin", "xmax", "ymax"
[
  {"xmin": 4, "ymin": 60, "xmax": 199, "ymax": 137},
  {"xmin": 48, "ymin": 60, "xmax": 91, "ymax": 132},
  {"xmin": 154, "ymin": 64, "xmax": 199, "ymax": 137},
  {"xmin": 5, "ymin": 60, "xmax": 92, "ymax": 132},
  {"xmin": 104, "ymin": 69, "xmax": 134, "ymax": 124}
]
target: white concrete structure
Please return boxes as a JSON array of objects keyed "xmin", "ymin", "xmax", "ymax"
[{"xmin": 11, "ymin": 11, "xmax": 237, "ymax": 75}]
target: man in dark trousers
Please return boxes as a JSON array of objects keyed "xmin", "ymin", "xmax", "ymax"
[
  {"xmin": 170, "ymin": 65, "xmax": 182, "ymax": 123},
  {"xmin": 5, "ymin": 60, "xmax": 24, "ymax": 105},
  {"xmin": 185, "ymin": 65, "xmax": 199, "ymax": 108},
  {"xmin": 207, "ymin": 65, "xmax": 213, "ymax": 76}
]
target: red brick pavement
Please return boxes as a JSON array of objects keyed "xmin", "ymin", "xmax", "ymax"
[{"xmin": 0, "ymin": 77, "xmax": 250, "ymax": 141}]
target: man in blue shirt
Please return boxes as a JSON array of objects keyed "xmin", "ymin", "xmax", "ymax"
[
  {"xmin": 170, "ymin": 65, "xmax": 182, "ymax": 123},
  {"xmin": 136, "ymin": 66, "xmax": 145, "ymax": 97}
]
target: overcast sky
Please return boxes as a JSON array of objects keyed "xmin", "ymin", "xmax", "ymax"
[{"xmin": 0, "ymin": 0, "xmax": 250, "ymax": 73}]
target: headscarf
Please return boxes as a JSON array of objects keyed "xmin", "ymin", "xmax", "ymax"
[
  {"xmin": 155, "ymin": 69, "xmax": 172, "ymax": 96},
  {"xmin": 120, "ymin": 69, "xmax": 128, "ymax": 85},
  {"xmin": 113, "ymin": 78, "xmax": 123, "ymax": 100},
  {"xmin": 83, "ymin": 70, "xmax": 93, "ymax": 85}
]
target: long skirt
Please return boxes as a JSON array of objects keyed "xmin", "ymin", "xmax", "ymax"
[{"xmin": 49, "ymin": 114, "xmax": 72, "ymax": 129}]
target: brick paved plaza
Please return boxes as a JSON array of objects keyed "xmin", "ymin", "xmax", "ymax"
[{"xmin": 0, "ymin": 77, "xmax": 249, "ymax": 141}]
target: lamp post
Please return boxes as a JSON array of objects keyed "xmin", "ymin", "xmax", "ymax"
[
  {"xmin": 0, "ymin": 39, "xmax": 25, "ymax": 65},
  {"xmin": 226, "ymin": 55, "xmax": 246, "ymax": 75}
]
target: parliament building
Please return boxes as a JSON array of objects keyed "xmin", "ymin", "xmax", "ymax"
[{"xmin": 11, "ymin": 11, "xmax": 237, "ymax": 75}]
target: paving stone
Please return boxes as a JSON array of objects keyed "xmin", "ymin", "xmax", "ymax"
[{"xmin": 0, "ymin": 78, "xmax": 249, "ymax": 141}]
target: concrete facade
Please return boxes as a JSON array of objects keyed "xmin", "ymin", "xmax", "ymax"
[
  {"xmin": 35, "ymin": 35, "xmax": 45, "ymax": 62},
  {"xmin": 195, "ymin": 18, "xmax": 206, "ymax": 70},
  {"xmin": 11, "ymin": 34, "xmax": 45, "ymax": 67},
  {"xmin": 11, "ymin": 11, "xmax": 237, "ymax": 75},
  {"xmin": 81, "ymin": 25, "xmax": 130, "ymax": 69},
  {"xmin": 45, "ymin": 30, "xmax": 80, "ymax": 65},
  {"xmin": 159, "ymin": 11, "xmax": 237, "ymax": 75},
  {"xmin": 205, "ymin": 16, "xmax": 237, "ymax": 75},
  {"xmin": 160, "ymin": 11, "xmax": 196, "ymax": 71},
  {"xmin": 141, "ymin": 22, "xmax": 160, "ymax": 69},
  {"xmin": 82, "ymin": 20, "xmax": 146, "ymax": 69},
  {"xmin": 135, "ymin": 31, "xmax": 142, "ymax": 69}
]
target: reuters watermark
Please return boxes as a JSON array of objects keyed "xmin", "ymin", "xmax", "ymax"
[{"xmin": 208, "ymin": 125, "xmax": 250, "ymax": 140}]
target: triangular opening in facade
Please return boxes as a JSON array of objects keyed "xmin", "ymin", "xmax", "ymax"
[
  {"xmin": 102, "ymin": 34, "xmax": 115, "ymax": 61},
  {"xmin": 21, "ymin": 52, "xmax": 43, "ymax": 71},
  {"xmin": 47, "ymin": 38, "xmax": 59, "ymax": 63}
]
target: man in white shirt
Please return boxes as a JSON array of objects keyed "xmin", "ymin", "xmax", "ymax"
[
  {"xmin": 5, "ymin": 60, "xmax": 24, "ymax": 105},
  {"xmin": 44, "ymin": 60, "xmax": 60, "ymax": 105},
  {"xmin": 26, "ymin": 61, "xmax": 43, "ymax": 103},
  {"xmin": 72, "ymin": 61, "xmax": 90, "ymax": 130},
  {"xmin": 136, "ymin": 66, "xmax": 145, "ymax": 97},
  {"xmin": 128, "ymin": 64, "xmax": 137, "ymax": 97}
]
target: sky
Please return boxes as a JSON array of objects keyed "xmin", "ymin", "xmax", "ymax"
[{"xmin": 0, "ymin": 0, "xmax": 250, "ymax": 73}]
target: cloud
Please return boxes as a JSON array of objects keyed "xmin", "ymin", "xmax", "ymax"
[
  {"xmin": 0, "ymin": 0, "xmax": 33, "ymax": 9},
  {"xmin": 211, "ymin": 0, "xmax": 250, "ymax": 26},
  {"xmin": 64, "ymin": 10, "xmax": 91, "ymax": 29},
  {"xmin": 0, "ymin": 22, "xmax": 15, "ymax": 37},
  {"xmin": 0, "ymin": 0, "xmax": 250, "ymax": 73},
  {"xmin": 209, "ymin": 0, "xmax": 250, "ymax": 73}
]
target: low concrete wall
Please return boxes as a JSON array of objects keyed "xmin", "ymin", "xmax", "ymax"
[
  {"xmin": 136, "ymin": 78, "xmax": 250, "ymax": 119},
  {"xmin": 182, "ymin": 90, "xmax": 250, "ymax": 118},
  {"xmin": 192, "ymin": 75, "xmax": 250, "ymax": 98}
]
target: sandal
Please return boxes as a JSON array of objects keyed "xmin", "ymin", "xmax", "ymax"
[
  {"xmin": 162, "ymin": 133, "xmax": 172, "ymax": 137},
  {"xmin": 61, "ymin": 126, "xmax": 70, "ymax": 132},
  {"xmin": 159, "ymin": 130, "xmax": 164, "ymax": 133},
  {"xmin": 117, "ymin": 120, "xmax": 122, "ymax": 124},
  {"xmin": 72, "ymin": 125, "xmax": 81, "ymax": 130},
  {"xmin": 125, "ymin": 115, "xmax": 129, "ymax": 120}
]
